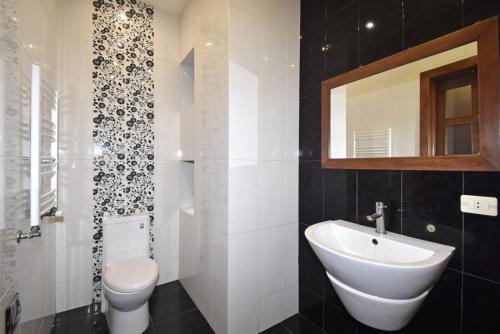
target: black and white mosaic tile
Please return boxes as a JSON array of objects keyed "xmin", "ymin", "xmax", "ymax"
[{"xmin": 92, "ymin": 0, "xmax": 155, "ymax": 301}]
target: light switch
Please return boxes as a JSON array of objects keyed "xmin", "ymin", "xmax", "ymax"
[{"xmin": 460, "ymin": 195, "xmax": 498, "ymax": 216}]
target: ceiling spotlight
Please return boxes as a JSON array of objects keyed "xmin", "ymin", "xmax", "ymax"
[{"xmin": 365, "ymin": 21, "xmax": 375, "ymax": 30}]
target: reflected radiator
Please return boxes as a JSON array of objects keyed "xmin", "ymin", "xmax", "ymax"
[{"xmin": 353, "ymin": 128, "xmax": 392, "ymax": 158}]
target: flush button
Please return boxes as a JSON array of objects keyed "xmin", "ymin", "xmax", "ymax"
[
  {"xmin": 140, "ymin": 223, "xmax": 144, "ymax": 229},
  {"xmin": 426, "ymin": 224, "xmax": 436, "ymax": 233}
]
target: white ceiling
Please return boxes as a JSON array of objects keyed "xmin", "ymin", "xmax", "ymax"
[{"xmin": 144, "ymin": 0, "xmax": 190, "ymax": 14}]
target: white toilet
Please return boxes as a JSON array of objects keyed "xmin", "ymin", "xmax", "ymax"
[{"xmin": 102, "ymin": 215, "xmax": 159, "ymax": 334}]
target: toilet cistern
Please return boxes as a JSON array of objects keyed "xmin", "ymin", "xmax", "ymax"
[{"xmin": 366, "ymin": 202, "xmax": 387, "ymax": 235}]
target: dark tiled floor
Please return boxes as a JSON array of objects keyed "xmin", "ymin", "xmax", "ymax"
[
  {"xmin": 51, "ymin": 281, "xmax": 214, "ymax": 334},
  {"xmin": 261, "ymin": 314, "xmax": 325, "ymax": 334}
]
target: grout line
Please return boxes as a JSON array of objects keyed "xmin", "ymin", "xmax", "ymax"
[
  {"xmin": 355, "ymin": 170, "xmax": 359, "ymax": 223},
  {"xmin": 401, "ymin": 0, "xmax": 405, "ymax": 49},
  {"xmin": 280, "ymin": 322, "xmax": 294, "ymax": 334},
  {"xmin": 461, "ymin": 0, "xmax": 465, "ymax": 27},
  {"xmin": 301, "ymin": 284, "xmax": 323, "ymax": 300},
  {"xmin": 322, "ymin": 277, "xmax": 325, "ymax": 330},
  {"xmin": 152, "ymin": 307, "xmax": 199, "ymax": 326},
  {"xmin": 462, "ymin": 272, "xmax": 500, "ymax": 286},
  {"xmin": 321, "ymin": 164, "xmax": 325, "ymax": 221},
  {"xmin": 460, "ymin": 171, "xmax": 465, "ymax": 334},
  {"xmin": 400, "ymin": 171, "xmax": 403, "ymax": 234},
  {"xmin": 356, "ymin": 0, "xmax": 360, "ymax": 66},
  {"xmin": 324, "ymin": 0, "xmax": 360, "ymax": 21}
]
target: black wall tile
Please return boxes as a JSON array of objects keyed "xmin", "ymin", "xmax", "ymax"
[
  {"xmin": 463, "ymin": 172, "xmax": 500, "ymax": 283},
  {"xmin": 324, "ymin": 169, "xmax": 357, "ymax": 222},
  {"xmin": 299, "ymin": 161, "xmax": 323, "ymax": 224},
  {"xmin": 359, "ymin": 0, "xmax": 403, "ymax": 65},
  {"xmin": 358, "ymin": 171, "xmax": 401, "ymax": 233},
  {"xmin": 462, "ymin": 275, "xmax": 500, "ymax": 333},
  {"xmin": 300, "ymin": 23, "xmax": 325, "ymax": 98},
  {"xmin": 325, "ymin": 2, "xmax": 359, "ymax": 78},
  {"xmin": 298, "ymin": 286, "xmax": 324, "ymax": 330},
  {"xmin": 326, "ymin": 0, "xmax": 357, "ymax": 17},
  {"xmin": 323, "ymin": 277, "xmax": 344, "ymax": 311},
  {"xmin": 299, "ymin": 94, "xmax": 322, "ymax": 161},
  {"xmin": 301, "ymin": 0, "xmax": 325, "ymax": 34},
  {"xmin": 404, "ymin": 0, "xmax": 462, "ymax": 48},
  {"xmin": 402, "ymin": 171, "xmax": 463, "ymax": 270},
  {"xmin": 401, "ymin": 269, "xmax": 461, "ymax": 334},
  {"xmin": 463, "ymin": 0, "xmax": 500, "ymax": 26},
  {"xmin": 299, "ymin": 223, "xmax": 325, "ymax": 296},
  {"xmin": 324, "ymin": 302, "xmax": 357, "ymax": 334}
]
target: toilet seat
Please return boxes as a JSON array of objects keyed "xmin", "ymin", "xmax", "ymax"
[{"xmin": 104, "ymin": 257, "xmax": 158, "ymax": 293}]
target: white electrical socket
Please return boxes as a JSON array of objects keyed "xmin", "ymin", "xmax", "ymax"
[{"xmin": 461, "ymin": 195, "xmax": 498, "ymax": 216}]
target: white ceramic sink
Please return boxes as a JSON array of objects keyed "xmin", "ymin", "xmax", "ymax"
[
  {"xmin": 305, "ymin": 220, "xmax": 455, "ymax": 331},
  {"xmin": 305, "ymin": 220, "xmax": 455, "ymax": 299}
]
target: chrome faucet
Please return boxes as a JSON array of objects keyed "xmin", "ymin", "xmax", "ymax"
[{"xmin": 366, "ymin": 202, "xmax": 387, "ymax": 235}]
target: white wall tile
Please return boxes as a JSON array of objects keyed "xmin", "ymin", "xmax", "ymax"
[
  {"xmin": 286, "ymin": 31, "xmax": 300, "ymax": 98},
  {"xmin": 55, "ymin": 277, "xmax": 92, "ymax": 313},
  {"xmin": 260, "ymin": 0, "xmax": 288, "ymax": 31},
  {"xmin": 56, "ymin": 0, "xmax": 93, "ymax": 41},
  {"xmin": 154, "ymin": 206, "xmax": 179, "ymax": 260},
  {"xmin": 230, "ymin": 0, "xmax": 259, "ymax": 16},
  {"xmin": 154, "ymin": 8, "xmax": 180, "ymax": 62},
  {"xmin": 179, "ymin": 209, "xmax": 198, "ymax": 279},
  {"xmin": 180, "ymin": 104, "xmax": 200, "ymax": 161},
  {"xmin": 211, "ymin": 299, "xmax": 229, "ymax": 334},
  {"xmin": 259, "ymin": 161, "xmax": 286, "ymax": 229},
  {"xmin": 228, "ymin": 160, "xmax": 260, "ymax": 235},
  {"xmin": 228, "ymin": 231, "xmax": 259, "ymax": 310},
  {"xmin": 228, "ymin": 83, "xmax": 260, "ymax": 160},
  {"xmin": 58, "ymin": 95, "xmax": 93, "ymax": 160},
  {"xmin": 258, "ymin": 290, "xmax": 286, "ymax": 332},
  {"xmin": 19, "ymin": 282, "xmax": 56, "ymax": 322},
  {"xmin": 211, "ymin": 228, "xmax": 228, "ymax": 309},
  {"xmin": 229, "ymin": 8, "xmax": 260, "ymax": 80},
  {"xmin": 55, "ymin": 223, "xmax": 93, "ymax": 284},
  {"xmin": 260, "ymin": 24, "xmax": 286, "ymax": 95},
  {"xmin": 285, "ymin": 96, "xmax": 300, "ymax": 161},
  {"xmin": 284, "ymin": 284, "xmax": 298, "ymax": 318},
  {"xmin": 154, "ymin": 59, "xmax": 183, "ymax": 109},
  {"xmin": 154, "ymin": 161, "xmax": 180, "ymax": 210},
  {"xmin": 154, "ymin": 161, "xmax": 180, "ymax": 262},
  {"xmin": 179, "ymin": 162, "xmax": 194, "ymax": 208},
  {"xmin": 56, "ymin": 159, "xmax": 93, "ymax": 294},
  {"xmin": 284, "ymin": 161, "xmax": 299, "ymax": 224},
  {"xmin": 56, "ymin": 36, "xmax": 92, "ymax": 101},
  {"xmin": 259, "ymin": 92, "xmax": 286, "ymax": 160},
  {"xmin": 158, "ymin": 257, "xmax": 179, "ymax": 285},
  {"xmin": 228, "ymin": 301, "xmax": 259, "ymax": 334},
  {"xmin": 258, "ymin": 226, "xmax": 286, "ymax": 298},
  {"xmin": 154, "ymin": 106, "xmax": 180, "ymax": 160},
  {"xmin": 285, "ymin": 223, "xmax": 298, "ymax": 287}
]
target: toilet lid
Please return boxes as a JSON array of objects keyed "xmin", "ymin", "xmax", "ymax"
[{"xmin": 104, "ymin": 257, "xmax": 159, "ymax": 293}]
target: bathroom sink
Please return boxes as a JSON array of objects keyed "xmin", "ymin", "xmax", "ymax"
[{"xmin": 305, "ymin": 220, "xmax": 455, "ymax": 299}]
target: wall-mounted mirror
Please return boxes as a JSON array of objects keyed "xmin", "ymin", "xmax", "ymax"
[{"xmin": 322, "ymin": 17, "xmax": 500, "ymax": 171}]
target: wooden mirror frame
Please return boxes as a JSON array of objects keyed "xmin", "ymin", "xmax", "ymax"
[{"xmin": 321, "ymin": 17, "xmax": 500, "ymax": 171}]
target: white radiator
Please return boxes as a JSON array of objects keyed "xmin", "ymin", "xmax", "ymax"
[{"xmin": 353, "ymin": 128, "xmax": 392, "ymax": 158}]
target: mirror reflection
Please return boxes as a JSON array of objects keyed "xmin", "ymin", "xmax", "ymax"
[{"xmin": 330, "ymin": 42, "xmax": 478, "ymax": 159}]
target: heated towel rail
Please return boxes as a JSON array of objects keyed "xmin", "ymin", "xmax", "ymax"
[
  {"xmin": 17, "ymin": 64, "xmax": 59, "ymax": 243},
  {"xmin": 352, "ymin": 128, "xmax": 392, "ymax": 158}
]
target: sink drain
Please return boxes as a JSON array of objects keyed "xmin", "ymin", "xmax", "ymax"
[{"xmin": 372, "ymin": 239, "xmax": 378, "ymax": 245}]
